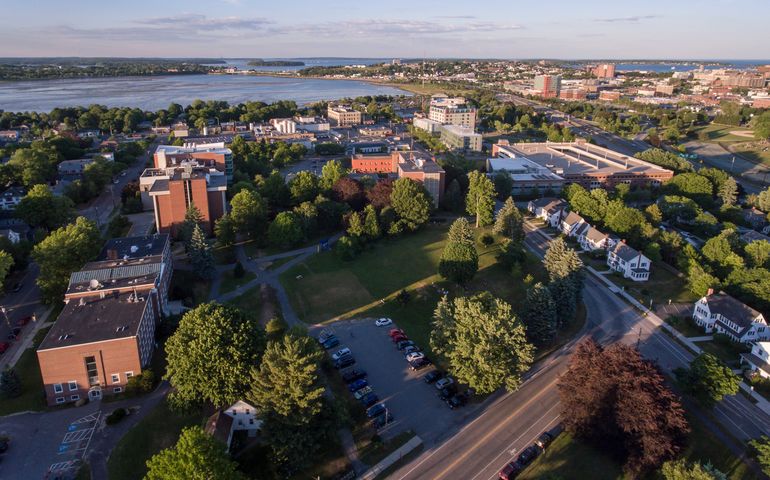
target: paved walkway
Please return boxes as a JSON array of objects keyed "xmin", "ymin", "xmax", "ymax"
[
  {"xmin": 0, "ymin": 306, "xmax": 54, "ymax": 372},
  {"xmin": 688, "ymin": 335, "xmax": 714, "ymax": 342}
]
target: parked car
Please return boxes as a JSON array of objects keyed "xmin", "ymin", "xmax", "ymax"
[
  {"xmin": 373, "ymin": 412, "xmax": 394, "ymax": 429},
  {"xmin": 409, "ymin": 358, "xmax": 431, "ymax": 371},
  {"xmin": 438, "ymin": 385, "xmax": 457, "ymax": 400},
  {"xmin": 11, "ymin": 283, "xmax": 22, "ymax": 293},
  {"xmin": 406, "ymin": 352, "xmax": 425, "ymax": 362},
  {"xmin": 7, "ymin": 327, "xmax": 21, "ymax": 341},
  {"xmin": 366, "ymin": 403, "xmax": 387, "ymax": 418},
  {"xmin": 360, "ymin": 393, "xmax": 379, "ymax": 407},
  {"xmin": 446, "ymin": 392, "xmax": 468, "ymax": 410},
  {"xmin": 322, "ymin": 336, "xmax": 340, "ymax": 349},
  {"xmin": 342, "ymin": 369, "xmax": 367, "ymax": 383},
  {"xmin": 517, "ymin": 445, "xmax": 541, "ymax": 467},
  {"xmin": 375, "ymin": 318, "xmax": 393, "ymax": 327},
  {"xmin": 535, "ymin": 432, "xmax": 554, "ymax": 450},
  {"xmin": 402, "ymin": 345, "xmax": 420, "ymax": 356},
  {"xmin": 391, "ymin": 334, "xmax": 408, "ymax": 344},
  {"xmin": 318, "ymin": 330, "xmax": 335, "ymax": 344},
  {"xmin": 0, "ymin": 342, "xmax": 9, "ymax": 354},
  {"xmin": 335, "ymin": 357, "xmax": 355, "ymax": 369},
  {"xmin": 435, "ymin": 377, "xmax": 455, "ymax": 390},
  {"xmin": 396, "ymin": 340, "xmax": 415, "ymax": 350},
  {"xmin": 353, "ymin": 386, "xmax": 372, "ymax": 400},
  {"xmin": 332, "ymin": 348, "xmax": 351, "ymax": 361},
  {"xmin": 0, "ymin": 437, "xmax": 8, "ymax": 453},
  {"xmin": 388, "ymin": 328, "xmax": 405, "ymax": 338},
  {"xmin": 423, "ymin": 370, "xmax": 442, "ymax": 384},
  {"xmin": 15, "ymin": 316, "xmax": 32, "ymax": 327},
  {"xmin": 348, "ymin": 379, "xmax": 368, "ymax": 392},
  {"xmin": 499, "ymin": 460, "xmax": 524, "ymax": 480}
]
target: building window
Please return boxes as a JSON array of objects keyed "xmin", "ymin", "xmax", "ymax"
[
  {"xmin": 113, "ymin": 387, "xmax": 123, "ymax": 393},
  {"xmin": 54, "ymin": 383, "xmax": 63, "ymax": 394},
  {"xmin": 125, "ymin": 371, "xmax": 134, "ymax": 379},
  {"xmin": 111, "ymin": 374, "xmax": 120, "ymax": 384},
  {"xmin": 56, "ymin": 397, "xmax": 65, "ymax": 404},
  {"xmin": 70, "ymin": 395, "xmax": 80, "ymax": 401},
  {"xmin": 68, "ymin": 381, "xmax": 77, "ymax": 391},
  {"xmin": 84, "ymin": 356, "xmax": 99, "ymax": 386}
]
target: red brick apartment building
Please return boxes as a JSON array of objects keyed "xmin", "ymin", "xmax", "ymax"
[
  {"xmin": 143, "ymin": 165, "xmax": 227, "ymax": 236},
  {"xmin": 351, "ymin": 152, "xmax": 445, "ymax": 206},
  {"xmin": 37, "ymin": 234, "xmax": 172, "ymax": 406},
  {"xmin": 154, "ymin": 142, "xmax": 233, "ymax": 183}
]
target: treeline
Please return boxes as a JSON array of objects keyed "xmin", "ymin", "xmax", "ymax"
[{"xmin": 0, "ymin": 62, "xmax": 211, "ymax": 81}]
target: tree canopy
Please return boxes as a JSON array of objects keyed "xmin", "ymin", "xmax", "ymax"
[
  {"xmin": 466, "ymin": 170, "xmax": 495, "ymax": 228},
  {"xmin": 493, "ymin": 197, "xmax": 525, "ymax": 243},
  {"xmin": 229, "ymin": 189, "xmax": 267, "ymax": 237},
  {"xmin": 390, "ymin": 178, "xmax": 432, "ymax": 232},
  {"xmin": 674, "ymin": 352, "xmax": 740, "ymax": 408},
  {"xmin": 145, "ymin": 426, "xmax": 245, "ymax": 480}
]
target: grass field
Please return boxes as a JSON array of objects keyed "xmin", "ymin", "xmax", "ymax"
[
  {"xmin": 610, "ymin": 264, "xmax": 697, "ymax": 308},
  {"xmin": 698, "ymin": 337, "xmax": 749, "ymax": 368},
  {"xmin": 666, "ymin": 316, "xmax": 704, "ymax": 338},
  {"xmin": 731, "ymin": 143, "xmax": 770, "ymax": 167},
  {"xmin": 219, "ymin": 269, "xmax": 257, "ymax": 295},
  {"xmin": 106, "ymin": 399, "xmax": 206, "ymax": 480},
  {"xmin": 694, "ymin": 124, "xmax": 755, "ymax": 144}
]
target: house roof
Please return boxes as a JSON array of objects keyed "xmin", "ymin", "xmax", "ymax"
[
  {"xmin": 585, "ymin": 226, "xmax": 608, "ymax": 243},
  {"xmin": 562, "ymin": 211, "xmax": 584, "ymax": 226},
  {"xmin": 205, "ymin": 410, "xmax": 234, "ymax": 446},
  {"xmin": 705, "ymin": 291, "xmax": 762, "ymax": 328},
  {"xmin": 574, "ymin": 222, "xmax": 591, "ymax": 237},
  {"xmin": 741, "ymin": 230, "xmax": 770, "ymax": 244},
  {"xmin": 610, "ymin": 242, "xmax": 641, "ymax": 262},
  {"xmin": 99, "ymin": 234, "xmax": 169, "ymax": 261},
  {"xmin": 530, "ymin": 198, "xmax": 566, "ymax": 212},
  {"xmin": 741, "ymin": 352, "xmax": 770, "ymax": 377}
]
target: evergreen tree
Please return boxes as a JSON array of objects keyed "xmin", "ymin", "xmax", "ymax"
[
  {"xmin": 362, "ymin": 205, "xmax": 381, "ymax": 239},
  {"xmin": 447, "ymin": 217, "xmax": 474, "ymax": 245},
  {"xmin": 441, "ymin": 178, "xmax": 464, "ymax": 213},
  {"xmin": 543, "ymin": 238, "xmax": 584, "ymax": 324},
  {"xmin": 661, "ymin": 459, "xmax": 727, "ymax": 480},
  {"xmin": 718, "ymin": 177, "xmax": 738, "ymax": 206},
  {"xmin": 749, "ymin": 436, "xmax": 770, "ymax": 476},
  {"xmin": 522, "ymin": 282, "xmax": 557, "ymax": 345},
  {"xmin": 188, "ymin": 224, "xmax": 215, "ymax": 280},
  {"xmin": 493, "ymin": 197, "xmax": 525, "ymax": 243},
  {"xmin": 390, "ymin": 178, "xmax": 432, "ymax": 231},
  {"xmin": 346, "ymin": 211, "xmax": 365, "ymax": 238},
  {"xmin": 438, "ymin": 242, "xmax": 479, "ymax": 285},
  {"xmin": 179, "ymin": 204, "xmax": 203, "ymax": 246},
  {"xmin": 466, "ymin": 170, "xmax": 496, "ymax": 228},
  {"xmin": 0, "ymin": 368, "xmax": 21, "ymax": 398}
]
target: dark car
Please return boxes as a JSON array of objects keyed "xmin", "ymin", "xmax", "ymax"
[
  {"xmin": 517, "ymin": 445, "xmax": 541, "ymax": 466},
  {"xmin": 0, "ymin": 438, "xmax": 8, "ymax": 453},
  {"xmin": 446, "ymin": 392, "xmax": 468, "ymax": 409},
  {"xmin": 348, "ymin": 379, "xmax": 368, "ymax": 392},
  {"xmin": 424, "ymin": 370, "xmax": 442, "ymax": 384},
  {"xmin": 391, "ymin": 334, "xmax": 408, "ymax": 344},
  {"xmin": 373, "ymin": 412, "xmax": 394, "ymax": 428},
  {"xmin": 535, "ymin": 431, "xmax": 554, "ymax": 450},
  {"xmin": 16, "ymin": 316, "xmax": 32, "ymax": 327},
  {"xmin": 11, "ymin": 283, "xmax": 22, "ymax": 293},
  {"xmin": 409, "ymin": 358, "xmax": 432, "ymax": 371},
  {"xmin": 498, "ymin": 460, "xmax": 523, "ymax": 480},
  {"xmin": 334, "ymin": 356, "xmax": 355, "ymax": 369},
  {"xmin": 0, "ymin": 342, "xmax": 9, "ymax": 354},
  {"xmin": 342, "ymin": 369, "xmax": 367, "ymax": 383},
  {"xmin": 396, "ymin": 340, "xmax": 415, "ymax": 350},
  {"xmin": 438, "ymin": 385, "xmax": 457, "ymax": 400},
  {"xmin": 322, "ymin": 336, "xmax": 340, "ymax": 349},
  {"xmin": 7, "ymin": 327, "xmax": 21, "ymax": 341},
  {"xmin": 366, "ymin": 403, "xmax": 386, "ymax": 418},
  {"xmin": 360, "ymin": 392, "xmax": 379, "ymax": 407}
]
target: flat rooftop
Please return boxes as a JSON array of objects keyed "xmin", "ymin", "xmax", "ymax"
[
  {"xmin": 99, "ymin": 234, "xmax": 169, "ymax": 261},
  {"xmin": 398, "ymin": 153, "xmax": 444, "ymax": 174},
  {"xmin": 38, "ymin": 291, "xmax": 150, "ymax": 350},
  {"xmin": 497, "ymin": 142, "xmax": 671, "ymax": 176},
  {"xmin": 155, "ymin": 142, "xmax": 231, "ymax": 155}
]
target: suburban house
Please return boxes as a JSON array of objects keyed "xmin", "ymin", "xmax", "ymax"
[
  {"xmin": 528, "ymin": 198, "xmax": 568, "ymax": 228},
  {"xmin": 741, "ymin": 342, "xmax": 770, "ymax": 379},
  {"xmin": 744, "ymin": 207, "xmax": 768, "ymax": 229},
  {"xmin": 205, "ymin": 400, "xmax": 262, "ymax": 451},
  {"xmin": 607, "ymin": 242, "xmax": 650, "ymax": 281},
  {"xmin": 579, "ymin": 226, "xmax": 615, "ymax": 252},
  {"xmin": 560, "ymin": 211, "xmax": 587, "ymax": 237},
  {"xmin": 740, "ymin": 230, "xmax": 770, "ymax": 245},
  {"xmin": 692, "ymin": 290, "xmax": 769, "ymax": 343}
]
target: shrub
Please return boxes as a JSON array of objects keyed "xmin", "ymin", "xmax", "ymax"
[
  {"xmin": 266, "ymin": 317, "xmax": 287, "ymax": 338},
  {"xmin": 125, "ymin": 369, "xmax": 155, "ymax": 396},
  {"xmin": 396, "ymin": 289, "xmax": 411, "ymax": 305},
  {"xmin": 106, "ymin": 408, "xmax": 128, "ymax": 425},
  {"xmin": 480, "ymin": 233, "xmax": 495, "ymax": 247},
  {"xmin": 233, "ymin": 261, "xmax": 245, "ymax": 279}
]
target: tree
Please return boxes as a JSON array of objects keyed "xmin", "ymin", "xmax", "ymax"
[
  {"xmin": 164, "ymin": 303, "xmax": 265, "ymax": 408},
  {"xmin": 178, "ymin": 204, "xmax": 203, "ymax": 245},
  {"xmin": 745, "ymin": 240, "xmax": 770, "ymax": 268},
  {"xmin": 661, "ymin": 459, "xmax": 727, "ymax": 480},
  {"xmin": 268, "ymin": 212, "xmax": 304, "ymax": 248},
  {"xmin": 346, "ymin": 211, "xmax": 365, "ymax": 238},
  {"xmin": 320, "ymin": 159, "xmax": 346, "ymax": 189},
  {"xmin": 543, "ymin": 238, "xmax": 584, "ymax": 323},
  {"xmin": 214, "ymin": 214, "xmax": 236, "ymax": 249},
  {"xmin": 493, "ymin": 172, "xmax": 513, "ymax": 200},
  {"xmin": 686, "ymin": 262, "xmax": 720, "ymax": 297},
  {"xmin": 558, "ymin": 340, "xmax": 688, "ymax": 475},
  {"xmin": 0, "ymin": 251, "xmax": 13, "ymax": 293},
  {"xmin": 289, "ymin": 171, "xmax": 320, "ymax": 204},
  {"xmin": 362, "ymin": 204, "xmax": 380, "ymax": 239},
  {"xmin": 32, "ymin": 217, "xmax": 101, "ymax": 303},
  {"xmin": 522, "ymin": 283, "xmax": 557, "ymax": 345},
  {"xmin": 256, "ymin": 170, "xmax": 290, "ymax": 208},
  {"xmin": 466, "ymin": 170, "xmax": 495, "ymax": 228},
  {"xmin": 430, "ymin": 292, "xmax": 534, "ymax": 393},
  {"xmin": 441, "ymin": 178, "xmax": 464, "ymax": 213},
  {"xmin": 0, "ymin": 368, "xmax": 21, "ymax": 398},
  {"xmin": 438, "ymin": 242, "xmax": 478, "ymax": 285},
  {"xmin": 15, "ymin": 184, "xmax": 74, "ymax": 231},
  {"xmin": 390, "ymin": 178, "xmax": 432, "ymax": 231},
  {"xmin": 229, "ymin": 189, "xmax": 267, "ymax": 237},
  {"xmin": 493, "ymin": 197, "xmax": 524, "ymax": 243},
  {"xmin": 249, "ymin": 332, "xmax": 325, "ymax": 422},
  {"xmin": 749, "ymin": 436, "xmax": 770, "ymax": 476},
  {"xmin": 188, "ymin": 224, "xmax": 215, "ymax": 280},
  {"xmin": 645, "ymin": 204, "xmax": 663, "ymax": 225},
  {"xmin": 331, "ymin": 177, "xmax": 365, "ymax": 210},
  {"xmin": 366, "ymin": 178, "xmax": 394, "ymax": 209},
  {"xmin": 753, "ymin": 111, "xmax": 770, "ymax": 141},
  {"xmin": 717, "ymin": 177, "xmax": 738, "ymax": 206},
  {"xmin": 675, "ymin": 353, "xmax": 740, "ymax": 408},
  {"xmin": 145, "ymin": 426, "xmax": 245, "ymax": 480},
  {"xmin": 666, "ymin": 173, "xmax": 714, "ymax": 206},
  {"xmin": 447, "ymin": 217, "xmax": 474, "ymax": 245}
]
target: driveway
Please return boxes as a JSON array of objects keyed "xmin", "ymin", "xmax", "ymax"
[{"xmin": 314, "ymin": 319, "xmax": 481, "ymax": 444}]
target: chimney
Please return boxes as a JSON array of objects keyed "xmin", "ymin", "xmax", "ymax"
[
  {"xmin": 106, "ymin": 249, "xmax": 118, "ymax": 260},
  {"xmin": 706, "ymin": 288, "xmax": 714, "ymax": 296}
]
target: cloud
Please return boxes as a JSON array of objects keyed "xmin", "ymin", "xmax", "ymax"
[
  {"xmin": 594, "ymin": 15, "xmax": 661, "ymax": 23},
  {"xmin": 137, "ymin": 14, "xmax": 272, "ymax": 31},
  {"xmin": 285, "ymin": 19, "xmax": 523, "ymax": 37},
  {"xmin": 432, "ymin": 15, "xmax": 478, "ymax": 19}
]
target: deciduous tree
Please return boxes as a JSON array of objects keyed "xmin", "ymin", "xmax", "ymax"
[
  {"xmin": 675, "ymin": 353, "xmax": 740, "ymax": 408},
  {"xmin": 749, "ymin": 436, "xmax": 770, "ymax": 476},
  {"xmin": 366, "ymin": 178, "xmax": 394, "ymax": 209},
  {"xmin": 466, "ymin": 170, "xmax": 495, "ymax": 228},
  {"xmin": 331, "ymin": 177, "xmax": 365, "ymax": 210},
  {"xmin": 268, "ymin": 212, "xmax": 304, "ymax": 248},
  {"xmin": 660, "ymin": 459, "xmax": 727, "ymax": 480},
  {"xmin": 390, "ymin": 178, "xmax": 431, "ymax": 231},
  {"xmin": 145, "ymin": 426, "xmax": 244, "ymax": 480},
  {"xmin": 289, "ymin": 171, "xmax": 320, "ymax": 204},
  {"xmin": 15, "ymin": 184, "xmax": 74, "ymax": 231},
  {"xmin": 320, "ymin": 159, "xmax": 346, "ymax": 190},
  {"xmin": 229, "ymin": 189, "xmax": 267, "ymax": 237},
  {"xmin": 214, "ymin": 214, "xmax": 236, "ymax": 249}
]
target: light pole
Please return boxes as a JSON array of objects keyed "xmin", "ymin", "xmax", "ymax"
[{"xmin": 0, "ymin": 306, "xmax": 10, "ymax": 330}]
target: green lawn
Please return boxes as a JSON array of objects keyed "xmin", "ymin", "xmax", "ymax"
[
  {"xmin": 699, "ymin": 337, "xmax": 749, "ymax": 368},
  {"xmin": 106, "ymin": 398, "xmax": 206, "ymax": 480},
  {"xmin": 666, "ymin": 316, "xmax": 704, "ymax": 338},
  {"xmin": 170, "ymin": 269, "xmax": 212, "ymax": 307},
  {"xmin": 219, "ymin": 270, "xmax": 257, "ymax": 295},
  {"xmin": 683, "ymin": 413, "xmax": 756, "ymax": 480},
  {"xmin": 358, "ymin": 430, "xmax": 416, "ymax": 468},
  {"xmin": 731, "ymin": 144, "xmax": 770, "ymax": 167},
  {"xmin": 610, "ymin": 265, "xmax": 697, "ymax": 309},
  {"xmin": 518, "ymin": 432, "xmax": 625, "ymax": 480},
  {"xmin": 0, "ymin": 347, "xmax": 46, "ymax": 415},
  {"xmin": 225, "ymin": 286, "xmax": 263, "ymax": 326},
  {"xmin": 694, "ymin": 124, "xmax": 755, "ymax": 144}
]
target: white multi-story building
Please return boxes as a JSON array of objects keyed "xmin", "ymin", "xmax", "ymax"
[
  {"xmin": 327, "ymin": 106, "xmax": 362, "ymax": 127},
  {"xmin": 560, "ymin": 212, "xmax": 587, "ymax": 237},
  {"xmin": 607, "ymin": 242, "xmax": 650, "ymax": 282},
  {"xmin": 693, "ymin": 290, "xmax": 769, "ymax": 343},
  {"xmin": 527, "ymin": 198, "xmax": 567, "ymax": 228}
]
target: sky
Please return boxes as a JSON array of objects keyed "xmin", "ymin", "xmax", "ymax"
[{"xmin": 2, "ymin": 0, "xmax": 767, "ymax": 60}]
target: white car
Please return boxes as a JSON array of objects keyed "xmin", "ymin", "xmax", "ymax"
[
  {"xmin": 332, "ymin": 347, "xmax": 351, "ymax": 361},
  {"xmin": 375, "ymin": 318, "xmax": 393, "ymax": 327},
  {"xmin": 435, "ymin": 377, "xmax": 454, "ymax": 390},
  {"xmin": 406, "ymin": 352, "xmax": 425, "ymax": 362}
]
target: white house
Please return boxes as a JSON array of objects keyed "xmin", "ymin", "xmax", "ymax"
[
  {"xmin": 692, "ymin": 290, "xmax": 769, "ymax": 343},
  {"xmin": 205, "ymin": 400, "xmax": 262, "ymax": 451},
  {"xmin": 560, "ymin": 211, "xmax": 587, "ymax": 237},
  {"xmin": 607, "ymin": 242, "xmax": 650, "ymax": 281},
  {"xmin": 579, "ymin": 226, "xmax": 613, "ymax": 252},
  {"xmin": 528, "ymin": 198, "xmax": 568, "ymax": 229},
  {"xmin": 741, "ymin": 342, "xmax": 770, "ymax": 379}
]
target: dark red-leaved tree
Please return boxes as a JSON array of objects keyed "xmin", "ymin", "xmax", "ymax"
[
  {"xmin": 367, "ymin": 178, "xmax": 394, "ymax": 210},
  {"xmin": 332, "ymin": 177, "xmax": 366, "ymax": 211},
  {"xmin": 558, "ymin": 339, "xmax": 689, "ymax": 475}
]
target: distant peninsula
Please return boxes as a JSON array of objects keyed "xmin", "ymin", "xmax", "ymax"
[{"xmin": 247, "ymin": 59, "xmax": 306, "ymax": 67}]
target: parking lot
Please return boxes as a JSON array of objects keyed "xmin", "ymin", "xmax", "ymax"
[{"xmin": 313, "ymin": 318, "xmax": 482, "ymax": 444}]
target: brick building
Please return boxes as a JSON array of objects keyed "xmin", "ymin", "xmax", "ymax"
[
  {"xmin": 534, "ymin": 75, "xmax": 561, "ymax": 98},
  {"xmin": 327, "ymin": 105, "xmax": 362, "ymax": 127},
  {"xmin": 350, "ymin": 152, "xmax": 445, "ymax": 206},
  {"xmin": 143, "ymin": 165, "xmax": 227, "ymax": 236},
  {"xmin": 154, "ymin": 142, "xmax": 233, "ymax": 184},
  {"xmin": 592, "ymin": 64, "xmax": 616, "ymax": 79}
]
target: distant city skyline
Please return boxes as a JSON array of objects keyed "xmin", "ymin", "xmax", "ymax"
[{"xmin": 2, "ymin": 0, "xmax": 767, "ymax": 59}]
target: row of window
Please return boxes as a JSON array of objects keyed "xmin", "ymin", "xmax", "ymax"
[
  {"xmin": 55, "ymin": 387, "xmax": 123, "ymax": 404},
  {"xmin": 52, "ymin": 371, "xmax": 134, "ymax": 393}
]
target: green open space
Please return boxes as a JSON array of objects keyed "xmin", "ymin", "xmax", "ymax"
[
  {"xmin": 219, "ymin": 270, "xmax": 257, "ymax": 295},
  {"xmin": 666, "ymin": 315, "xmax": 705, "ymax": 338},
  {"xmin": 106, "ymin": 398, "xmax": 206, "ymax": 480},
  {"xmin": 358, "ymin": 430, "xmax": 416, "ymax": 468},
  {"xmin": 698, "ymin": 336, "xmax": 749, "ymax": 368},
  {"xmin": 694, "ymin": 124, "xmax": 755, "ymax": 144},
  {"xmin": 731, "ymin": 144, "xmax": 770, "ymax": 167},
  {"xmin": 610, "ymin": 264, "xmax": 697, "ymax": 309},
  {"xmin": 0, "ymin": 325, "xmax": 52, "ymax": 416}
]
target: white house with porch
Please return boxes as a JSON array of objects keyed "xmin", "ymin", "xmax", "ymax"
[
  {"xmin": 560, "ymin": 211, "xmax": 587, "ymax": 237},
  {"xmin": 692, "ymin": 290, "xmax": 769, "ymax": 343},
  {"xmin": 741, "ymin": 342, "xmax": 770, "ymax": 379},
  {"xmin": 579, "ymin": 226, "xmax": 615, "ymax": 252},
  {"xmin": 527, "ymin": 198, "xmax": 567, "ymax": 228},
  {"xmin": 607, "ymin": 242, "xmax": 650, "ymax": 281},
  {"xmin": 205, "ymin": 400, "xmax": 262, "ymax": 451}
]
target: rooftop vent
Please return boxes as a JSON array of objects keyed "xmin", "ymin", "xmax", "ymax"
[
  {"xmin": 115, "ymin": 326, "xmax": 128, "ymax": 333},
  {"xmin": 58, "ymin": 334, "xmax": 71, "ymax": 341},
  {"xmin": 130, "ymin": 245, "xmax": 139, "ymax": 254}
]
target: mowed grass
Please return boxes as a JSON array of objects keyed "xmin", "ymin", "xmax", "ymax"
[
  {"xmin": 610, "ymin": 264, "xmax": 697, "ymax": 308},
  {"xmin": 694, "ymin": 124, "xmax": 755, "ymax": 143},
  {"xmin": 219, "ymin": 269, "xmax": 257, "ymax": 295},
  {"xmin": 0, "ymin": 325, "xmax": 53, "ymax": 416},
  {"xmin": 731, "ymin": 144, "xmax": 770, "ymax": 167},
  {"xmin": 106, "ymin": 398, "xmax": 205, "ymax": 480}
]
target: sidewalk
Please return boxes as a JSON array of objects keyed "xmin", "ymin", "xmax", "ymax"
[
  {"xmin": 359, "ymin": 436, "xmax": 423, "ymax": 480},
  {"xmin": 0, "ymin": 305, "xmax": 54, "ymax": 372}
]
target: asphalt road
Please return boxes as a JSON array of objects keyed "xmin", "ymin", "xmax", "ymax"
[{"xmin": 389, "ymin": 221, "xmax": 770, "ymax": 480}]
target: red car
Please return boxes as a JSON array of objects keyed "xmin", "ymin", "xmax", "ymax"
[
  {"xmin": 16, "ymin": 316, "xmax": 32, "ymax": 327},
  {"xmin": 388, "ymin": 328, "xmax": 405, "ymax": 338},
  {"xmin": 0, "ymin": 342, "xmax": 10, "ymax": 354}
]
